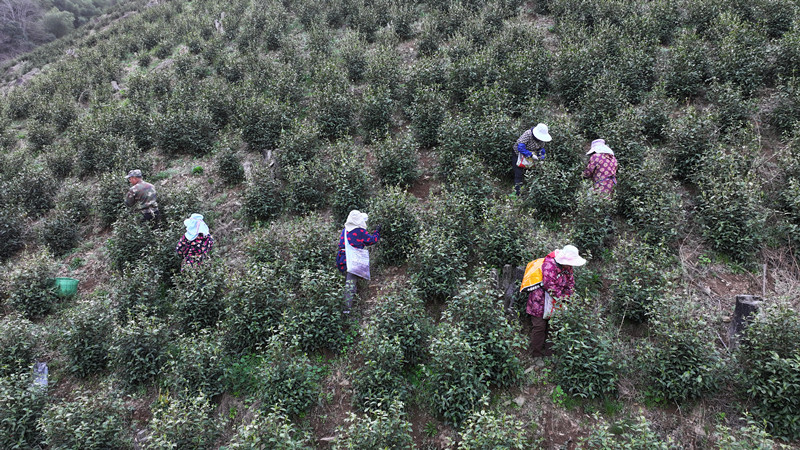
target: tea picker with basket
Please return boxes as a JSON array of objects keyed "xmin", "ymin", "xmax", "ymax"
[
  {"xmin": 521, "ymin": 245, "xmax": 586, "ymax": 357},
  {"xmin": 336, "ymin": 210, "xmax": 381, "ymax": 314},
  {"xmin": 512, "ymin": 122, "xmax": 551, "ymax": 196}
]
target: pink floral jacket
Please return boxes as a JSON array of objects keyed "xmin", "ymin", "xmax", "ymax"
[{"xmin": 526, "ymin": 252, "xmax": 575, "ymax": 318}]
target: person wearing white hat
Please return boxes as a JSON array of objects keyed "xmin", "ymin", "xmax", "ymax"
[
  {"xmin": 512, "ymin": 123, "xmax": 552, "ymax": 196},
  {"xmin": 582, "ymin": 139, "xmax": 618, "ymax": 196},
  {"xmin": 336, "ymin": 210, "xmax": 381, "ymax": 314},
  {"xmin": 525, "ymin": 244, "xmax": 586, "ymax": 357},
  {"xmin": 175, "ymin": 213, "xmax": 214, "ymax": 268}
]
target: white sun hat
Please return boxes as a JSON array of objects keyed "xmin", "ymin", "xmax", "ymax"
[
  {"xmin": 344, "ymin": 210, "xmax": 369, "ymax": 232},
  {"xmin": 532, "ymin": 123, "xmax": 552, "ymax": 142},
  {"xmin": 554, "ymin": 245, "xmax": 586, "ymax": 266},
  {"xmin": 586, "ymin": 138, "xmax": 614, "ymax": 155},
  {"xmin": 184, "ymin": 213, "xmax": 210, "ymax": 241}
]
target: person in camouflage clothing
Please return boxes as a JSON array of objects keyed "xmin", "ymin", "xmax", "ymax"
[{"xmin": 124, "ymin": 169, "xmax": 161, "ymax": 222}]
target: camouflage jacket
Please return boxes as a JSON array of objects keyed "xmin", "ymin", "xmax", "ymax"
[{"xmin": 125, "ymin": 181, "xmax": 159, "ymax": 212}]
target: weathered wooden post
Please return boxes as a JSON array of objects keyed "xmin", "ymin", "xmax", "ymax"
[
  {"xmin": 500, "ymin": 264, "xmax": 525, "ymax": 315},
  {"xmin": 728, "ymin": 295, "xmax": 762, "ymax": 348}
]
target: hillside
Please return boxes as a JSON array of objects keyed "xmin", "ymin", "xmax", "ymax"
[{"xmin": 1, "ymin": 0, "xmax": 800, "ymax": 448}]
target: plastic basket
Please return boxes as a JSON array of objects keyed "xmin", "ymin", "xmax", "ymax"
[{"xmin": 54, "ymin": 277, "xmax": 79, "ymax": 297}]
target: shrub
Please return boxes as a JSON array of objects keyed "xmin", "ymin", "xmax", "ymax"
[
  {"xmin": 458, "ymin": 409, "xmax": 527, "ymax": 449},
  {"xmin": 551, "ymin": 296, "xmax": 618, "ymax": 400},
  {"xmin": 708, "ymin": 82, "xmax": 756, "ymax": 134},
  {"xmin": 282, "ymin": 162, "xmax": 328, "ymax": 215},
  {"xmin": 766, "ymin": 81, "xmax": 800, "ymax": 137},
  {"xmin": 215, "ymin": 143, "xmax": 245, "ymax": 186},
  {"xmin": 714, "ymin": 424, "xmax": 782, "ymax": 450},
  {"xmin": 695, "ymin": 147, "xmax": 764, "ymax": 263},
  {"xmin": 329, "ymin": 146, "xmax": 374, "ymax": 223},
  {"xmin": 221, "ymin": 264, "xmax": 290, "ymax": 354},
  {"xmin": 339, "ymin": 31, "xmax": 368, "ymax": 83},
  {"xmin": 162, "ymin": 331, "xmax": 225, "ymax": 398},
  {"xmin": 55, "ymin": 181, "xmax": 91, "ymax": 223},
  {"xmin": 662, "ymin": 30, "xmax": 710, "ymax": 101},
  {"xmin": 409, "ymin": 225, "xmax": 467, "ymax": 302},
  {"xmin": 0, "ymin": 374, "xmax": 47, "ymax": 449},
  {"xmin": 4, "ymin": 250, "xmax": 59, "ymax": 320},
  {"xmin": 26, "ymin": 119, "xmax": 57, "ymax": 152},
  {"xmin": 95, "ymin": 172, "xmax": 128, "ymax": 228},
  {"xmin": 170, "ymin": 262, "xmax": 226, "ymax": 334},
  {"xmin": 147, "ymin": 393, "xmax": 222, "ymax": 449},
  {"xmin": 477, "ymin": 201, "xmax": 526, "ymax": 269},
  {"xmin": 579, "ymin": 415, "xmax": 678, "ymax": 449},
  {"xmin": 609, "ymin": 237, "xmax": 674, "ymax": 323},
  {"xmin": 776, "ymin": 23, "xmax": 800, "ymax": 78},
  {"xmin": 367, "ymin": 186, "xmax": 420, "ymax": 266},
  {"xmin": 153, "ymin": 106, "xmax": 216, "ymax": 156},
  {"xmin": 425, "ymin": 323, "xmax": 489, "ymax": 425},
  {"xmin": 409, "ymin": 85, "xmax": 447, "ymax": 148},
  {"xmin": 257, "ymin": 339, "xmax": 321, "ymax": 416},
  {"xmin": 334, "ymin": 400, "xmax": 415, "ymax": 450},
  {"xmin": 642, "ymin": 299, "xmax": 725, "ymax": 403},
  {"xmin": 282, "ymin": 269, "xmax": 349, "ymax": 352},
  {"xmin": 112, "ymin": 264, "xmax": 170, "ymax": 325},
  {"xmin": 361, "ymin": 85, "xmax": 395, "ymax": 145},
  {"xmin": 243, "ymin": 163, "xmax": 283, "ymax": 224},
  {"xmin": 39, "ymin": 214, "xmax": 79, "ymax": 257},
  {"xmin": 352, "ymin": 329, "xmax": 408, "ymax": 410},
  {"xmin": 578, "ymin": 71, "xmax": 630, "ymax": 138},
  {"xmin": 664, "ymin": 106, "xmax": 718, "ymax": 183},
  {"xmin": 708, "ymin": 12, "xmax": 768, "ymax": 96},
  {"xmin": 553, "ymin": 36, "xmax": 605, "ymax": 107},
  {"xmin": 0, "ymin": 314, "xmax": 38, "ymax": 377},
  {"xmin": 315, "ymin": 83, "xmax": 355, "ymax": 141},
  {"xmin": 227, "ymin": 407, "xmax": 313, "ymax": 449},
  {"xmin": 238, "ymin": 96, "xmax": 289, "ymax": 153},
  {"xmin": 570, "ymin": 186, "xmax": 616, "ymax": 259},
  {"xmin": 499, "ymin": 47, "xmax": 551, "ymax": 107},
  {"xmin": 276, "ymin": 118, "xmax": 323, "ymax": 170},
  {"xmin": 522, "ymin": 160, "xmax": 580, "ymax": 219},
  {"xmin": 0, "ymin": 207, "xmax": 25, "ymax": 261},
  {"xmin": 112, "ymin": 314, "xmax": 169, "ymax": 387},
  {"xmin": 437, "ymin": 109, "xmax": 518, "ymax": 178},
  {"xmin": 738, "ymin": 302, "xmax": 800, "ymax": 440},
  {"xmin": 9, "ymin": 164, "xmax": 57, "ymax": 218},
  {"xmin": 376, "ymin": 133, "xmax": 419, "ymax": 189},
  {"xmin": 61, "ymin": 300, "xmax": 114, "ymax": 378},
  {"xmin": 369, "ymin": 284, "xmax": 431, "ymax": 366},
  {"xmin": 39, "ymin": 392, "xmax": 131, "ymax": 450}
]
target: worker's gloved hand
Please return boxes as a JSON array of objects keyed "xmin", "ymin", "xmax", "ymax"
[
  {"xmin": 375, "ymin": 224, "xmax": 382, "ymax": 234},
  {"xmin": 517, "ymin": 143, "xmax": 533, "ymax": 157},
  {"xmin": 539, "ymin": 147, "xmax": 546, "ymax": 160}
]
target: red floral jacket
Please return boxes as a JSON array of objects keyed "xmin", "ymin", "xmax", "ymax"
[{"xmin": 526, "ymin": 252, "xmax": 575, "ymax": 318}]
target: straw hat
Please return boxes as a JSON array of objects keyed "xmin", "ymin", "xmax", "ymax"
[
  {"xmin": 344, "ymin": 210, "xmax": 369, "ymax": 232},
  {"xmin": 554, "ymin": 245, "xmax": 586, "ymax": 266},
  {"xmin": 532, "ymin": 123, "xmax": 552, "ymax": 142},
  {"xmin": 184, "ymin": 213, "xmax": 209, "ymax": 241},
  {"xmin": 586, "ymin": 139, "xmax": 614, "ymax": 155}
]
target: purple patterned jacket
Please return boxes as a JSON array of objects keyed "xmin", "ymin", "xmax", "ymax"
[
  {"xmin": 582, "ymin": 153, "xmax": 618, "ymax": 194},
  {"xmin": 526, "ymin": 252, "xmax": 575, "ymax": 318}
]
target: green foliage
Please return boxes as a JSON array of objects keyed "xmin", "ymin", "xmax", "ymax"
[
  {"xmin": 738, "ymin": 302, "xmax": 800, "ymax": 440},
  {"xmin": 162, "ymin": 331, "xmax": 225, "ymax": 398},
  {"xmin": 409, "ymin": 225, "xmax": 467, "ymax": 302},
  {"xmin": 227, "ymin": 407, "xmax": 313, "ymax": 449},
  {"xmin": 551, "ymin": 296, "xmax": 618, "ymax": 400},
  {"xmin": 708, "ymin": 82, "xmax": 756, "ymax": 134},
  {"xmin": 522, "ymin": 159, "xmax": 580, "ymax": 219},
  {"xmin": 0, "ymin": 207, "xmax": 26, "ymax": 261},
  {"xmin": 457, "ymin": 409, "xmax": 527, "ymax": 449},
  {"xmin": 4, "ymin": 250, "xmax": 59, "ymax": 319},
  {"xmin": 370, "ymin": 284, "xmax": 431, "ymax": 366},
  {"xmin": 409, "ymin": 85, "xmax": 447, "ymax": 148},
  {"xmin": 6, "ymin": 164, "xmax": 57, "ymax": 218},
  {"xmin": 315, "ymin": 83, "xmax": 355, "ymax": 141},
  {"xmin": 334, "ymin": 400, "xmax": 415, "ymax": 450},
  {"xmin": 609, "ymin": 236, "xmax": 674, "ymax": 322},
  {"xmin": 376, "ymin": 133, "xmax": 419, "ymax": 189},
  {"xmin": 579, "ymin": 415, "xmax": 678, "ymax": 449},
  {"xmin": 0, "ymin": 373, "xmax": 47, "ymax": 449},
  {"xmin": 643, "ymin": 299, "xmax": 725, "ymax": 403},
  {"xmin": 39, "ymin": 392, "xmax": 132, "ymax": 450},
  {"xmin": 276, "ymin": 117, "xmax": 323, "ymax": 169},
  {"xmin": 352, "ymin": 327, "xmax": 409, "ymax": 410},
  {"xmin": 61, "ymin": 300, "xmax": 113, "ymax": 378},
  {"xmin": 0, "ymin": 314, "xmax": 38, "ymax": 377},
  {"xmin": 708, "ymin": 12, "xmax": 768, "ymax": 97},
  {"xmin": 215, "ymin": 144, "xmax": 245, "ymax": 187},
  {"xmin": 361, "ymin": 84, "xmax": 394, "ymax": 144},
  {"xmin": 257, "ymin": 339, "xmax": 321, "ymax": 416},
  {"xmin": 170, "ymin": 262, "xmax": 226, "ymax": 334},
  {"xmin": 478, "ymin": 201, "xmax": 526, "ymax": 269},
  {"xmin": 112, "ymin": 313, "xmax": 169, "ymax": 387},
  {"xmin": 282, "ymin": 269, "xmax": 349, "ymax": 352},
  {"xmin": 282, "ymin": 162, "xmax": 328, "ymax": 215},
  {"xmin": 243, "ymin": 164, "xmax": 283, "ymax": 224},
  {"xmin": 570, "ymin": 186, "xmax": 615, "ymax": 258},
  {"xmin": 39, "ymin": 213, "xmax": 79, "ymax": 257},
  {"xmin": 153, "ymin": 106, "xmax": 216, "ymax": 156},
  {"xmin": 96, "ymin": 172, "xmax": 127, "ymax": 228},
  {"xmin": 662, "ymin": 29, "xmax": 709, "ymax": 101},
  {"xmin": 238, "ymin": 96, "xmax": 289, "ymax": 152},
  {"xmin": 147, "ymin": 393, "xmax": 222, "ymax": 450},
  {"xmin": 329, "ymin": 146, "xmax": 373, "ymax": 223},
  {"xmin": 767, "ymin": 81, "xmax": 800, "ymax": 136},
  {"xmin": 106, "ymin": 214, "xmax": 181, "ymax": 284},
  {"xmin": 664, "ymin": 106, "xmax": 718, "ymax": 183},
  {"xmin": 578, "ymin": 71, "xmax": 630, "ymax": 138},
  {"xmin": 714, "ymin": 423, "xmax": 783, "ymax": 450},
  {"xmin": 553, "ymin": 34, "xmax": 605, "ymax": 107},
  {"xmin": 339, "ymin": 31, "xmax": 368, "ymax": 83},
  {"xmin": 424, "ymin": 322, "xmax": 489, "ymax": 425},
  {"xmin": 26, "ymin": 119, "xmax": 56, "ymax": 151},
  {"xmin": 221, "ymin": 264, "xmax": 289, "ymax": 354},
  {"xmin": 367, "ymin": 186, "xmax": 420, "ymax": 266},
  {"xmin": 55, "ymin": 181, "xmax": 91, "ymax": 223}
]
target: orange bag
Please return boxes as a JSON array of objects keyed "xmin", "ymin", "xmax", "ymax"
[{"xmin": 519, "ymin": 258, "xmax": 545, "ymax": 292}]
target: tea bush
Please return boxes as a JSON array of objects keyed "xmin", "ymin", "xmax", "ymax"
[
  {"xmin": 522, "ymin": 159, "xmax": 580, "ymax": 219},
  {"xmin": 257, "ymin": 339, "xmax": 321, "ymax": 416},
  {"xmin": 553, "ymin": 36, "xmax": 605, "ymax": 107},
  {"xmin": 444, "ymin": 155, "xmax": 497, "ymax": 204},
  {"xmin": 444, "ymin": 277, "xmax": 525, "ymax": 386},
  {"xmin": 570, "ymin": 186, "xmax": 616, "ymax": 259},
  {"xmin": 708, "ymin": 12, "xmax": 768, "ymax": 97},
  {"xmin": 39, "ymin": 214, "xmax": 79, "ymax": 257},
  {"xmin": 334, "ymin": 400, "xmax": 415, "ymax": 450},
  {"xmin": 409, "ymin": 225, "xmax": 467, "ymax": 302},
  {"xmin": 238, "ymin": 95, "xmax": 289, "ymax": 153},
  {"xmin": 215, "ymin": 143, "xmax": 246, "ymax": 186},
  {"xmin": 458, "ymin": 409, "xmax": 528, "ymax": 450},
  {"xmin": 766, "ymin": 82, "xmax": 800, "ymax": 137},
  {"xmin": 162, "ymin": 331, "xmax": 225, "ymax": 398},
  {"xmin": 112, "ymin": 313, "xmax": 169, "ymax": 387},
  {"xmin": 283, "ymin": 162, "xmax": 328, "ymax": 215},
  {"xmin": 4, "ymin": 250, "xmax": 59, "ymax": 320},
  {"xmin": 579, "ymin": 415, "xmax": 678, "ymax": 449},
  {"xmin": 147, "ymin": 393, "xmax": 222, "ymax": 449},
  {"xmin": 642, "ymin": 299, "xmax": 725, "ymax": 403},
  {"xmin": 112, "ymin": 264, "xmax": 170, "ymax": 325},
  {"xmin": 551, "ymin": 296, "xmax": 618, "ymax": 399},
  {"xmin": 61, "ymin": 300, "xmax": 114, "ymax": 378},
  {"xmin": 708, "ymin": 82, "xmax": 756, "ymax": 134},
  {"xmin": 227, "ymin": 407, "xmax": 314, "ymax": 449},
  {"xmin": 425, "ymin": 322, "xmax": 489, "ymax": 425},
  {"xmin": 738, "ymin": 302, "xmax": 800, "ymax": 440},
  {"xmin": 0, "ymin": 207, "xmax": 26, "ymax": 261},
  {"xmin": 0, "ymin": 373, "xmax": 47, "ymax": 449},
  {"xmin": 315, "ymin": 83, "xmax": 355, "ymax": 141},
  {"xmin": 352, "ymin": 329, "xmax": 408, "ymax": 410},
  {"xmin": 329, "ymin": 146, "xmax": 373, "ymax": 223},
  {"xmin": 26, "ymin": 119, "xmax": 57, "ymax": 152},
  {"xmin": 662, "ymin": 30, "xmax": 709, "ymax": 101},
  {"xmin": 447, "ymin": 48, "xmax": 500, "ymax": 104},
  {"xmin": 376, "ymin": 133, "xmax": 420, "ymax": 189},
  {"xmin": 0, "ymin": 314, "xmax": 38, "ymax": 377},
  {"xmin": 361, "ymin": 88, "xmax": 394, "ymax": 146},
  {"xmin": 9, "ymin": 164, "xmax": 57, "ymax": 218},
  {"xmin": 776, "ymin": 23, "xmax": 800, "ymax": 78},
  {"xmin": 283, "ymin": 269, "xmax": 349, "ymax": 351},
  {"xmin": 170, "ymin": 261, "xmax": 227, "ymax": 334},
  {"xmin": 609, "ymin": 237, "xmax": 674, "ymax": 322},
  {"xmin": 153, "ymin": 106, "xmax": 216, "ymax": 156},
  {"xmin": 339, "ymin": 31, "xmax": 368, "ymax": 83},
  {"xmin": 409, "ymin": 85, "xmax": 448, "ymax": 148},
  {"xmin": 367, "ymin": 186, "xmax": 420, "ymax": 266},
  {"xmin": 54, "ymin": 181, "xmax": 91, "ymax": 223},
  {"xmin": 96, "ymin": 172, "xmax": 128, "ymax": 228},
  {"xmin": 276, "ymin": 118, "xmax": 323, "ymax": 170},
  {"xmin": 437, "ymin": 109, "xmax": 518, "ymax": 178},
  {"xmin": 221, "ymin": 264, "xmax": 289, "ymax": 354},
  {"xmin": 695, "ymin": 147, "xmax": 763, "ymax": 263},
  {"xmin": 243, "ymin": 163, "xmax": 283, "ymax": 224},
  {"xmin": 578, "ymin": 71, "xmax": 630, "ymax": 139},
  {"xmin": 664, "ymin": 106, "xmax": 718, "ymax": 183},
  {"xmin": 369, "ymin": 284, "xmax": 431, "ymax": 365},
  {"xmin": 601, "ymin": 107, "xmax": 647, "ymax": 169},
  {"xmin": 477, "ymin": 201, "xmax": 526, "ymax": 269},
  {"xmin": 39, "ymin": 392, "xmax": 131, "ymax": 450},
  {"xmin": 714, "ymin": 423, "xmax": 782, "ymax": 450}
]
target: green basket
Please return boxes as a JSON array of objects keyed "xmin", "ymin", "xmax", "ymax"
[{"xmin": 54, "ymin": 277, "xmax": 79, "ymax": 297}]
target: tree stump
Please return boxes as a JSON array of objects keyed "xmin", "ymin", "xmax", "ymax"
[
  {"xmin": 500, "ymin": 264, "xmax": 525, "ymax": 314},
  {"xmin": 728, "ymin": 295, "xmax": 762, "ymax": 348}
]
